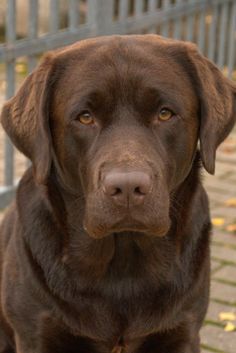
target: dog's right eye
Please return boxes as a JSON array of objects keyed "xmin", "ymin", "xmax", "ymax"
[
  {"xmin": 77, "ymin": 111, "xmax": 95, "ymax": 125},
  {"xmin": 158, "ymin": 108, "xmax": 174, "ymax": 121}
]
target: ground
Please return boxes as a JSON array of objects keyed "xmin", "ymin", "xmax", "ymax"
[{"xmin": 200, "ymin": 128, "xmax": 236, "ymax": 353}]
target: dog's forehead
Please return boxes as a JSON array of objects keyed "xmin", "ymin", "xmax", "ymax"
[
  {"xmin": 53, "ymin": 36, "xmax": 197, "ymax": 111},
  {"xmin": 57, "ymin": 36, "xmax": 189, "ymax": 79}
]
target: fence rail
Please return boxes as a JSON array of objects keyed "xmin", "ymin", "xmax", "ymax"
[{"xmin": 0, "ymin": 0, "xmax": 235, "ymax": 208}]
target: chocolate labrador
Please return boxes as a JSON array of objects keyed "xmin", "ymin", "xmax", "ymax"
[{"xmin": 0, "ymin": 35, "xmax": 235, "ymax": 353}]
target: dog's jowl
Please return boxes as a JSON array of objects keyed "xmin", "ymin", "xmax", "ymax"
[{"xmin": 0, "ymin": 35, "xmax": 235, "ymax": 353}]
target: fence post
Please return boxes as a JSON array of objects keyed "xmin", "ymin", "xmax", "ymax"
[
  {"xmin": 28, "ymin": 0, "xmax": 38, "ymax": 73},
  {"xmin": 4, "ymin": 0, "xmax": 16, "ymax": 187},
  {"xmin": 173, "ymin": 0, "xmax": 184, "ymax": 40},
  {"xmin": 161, "ymin": 0, "xmax": 171, "ymax": 37},
  {"xmin": 87, "ymin": 0, "xmax": 114, "ymax": 37},
  {"xmin": 218, "ymin": 2, "xmax": 229, "ymax": 70},
  {"xmin": 227, "ymin": 1, "xmax": 236, "ymax": 78}
]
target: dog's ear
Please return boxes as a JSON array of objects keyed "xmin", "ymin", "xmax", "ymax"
[
  {"xmin": 183, "ymin": 44, "xmax": 236, "ymax": 174},
  {"xmin": 1, "ymin": 54, "xmax": 56, "ymax": 184}
]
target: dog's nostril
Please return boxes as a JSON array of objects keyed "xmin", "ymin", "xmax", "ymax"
[
  {"xmin": 134, "ymin": 186, "xmax": 145, "ymax": 196},
  {"xmin": 111, "ymin": 187, "xmax": 122, "ymax": 196}
]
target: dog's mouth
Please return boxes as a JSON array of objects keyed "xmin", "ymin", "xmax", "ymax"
[
  {"xmin": 83, "ymin": 214, "xmax": 171, "ymax": 239},
  {"xmin": 83, "ymin": 184, "xmax": 171, "ymax": 239}
]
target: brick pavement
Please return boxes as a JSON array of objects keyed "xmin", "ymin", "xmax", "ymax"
[{"xmin": 201, "ymin": 129, "xmax": 236, "ymax": 353}]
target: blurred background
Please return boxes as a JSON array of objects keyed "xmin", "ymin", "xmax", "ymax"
[{"xmin": 0, "ymin": 1, "xmax": 236, "ymax": 352}]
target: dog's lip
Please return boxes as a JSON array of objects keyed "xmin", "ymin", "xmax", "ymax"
[
  {"xmin": 84, "ymin": 217, "xmax": 170, "ymax": 239},
  {"xmin": 112, "ymin": 225, "xmax": 170, "ymax": 237}
]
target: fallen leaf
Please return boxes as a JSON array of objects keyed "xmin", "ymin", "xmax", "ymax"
[
  {"xmin": 212, "ymin": 218, "xmax": 225, "ymax": 226},
  {"xmin": 226, "ymin": 224, "xmax": 236, "ymax": 232},
  {"xmin": 219, "ymin": 312, "xmax": 236, "ymax": 321},
  {"xmin": 224, "ymin": 322, "xmax": 236, "ymax": 332},
  {"xmin": 225, "ymin": 198, "xmax": 236, "ymax": 207},
  {"xmin": 15, "ymin": 63, "xmax": 27, "ymax": 75}
]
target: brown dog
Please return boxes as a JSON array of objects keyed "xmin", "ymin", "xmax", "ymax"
[{"xmin": 0, "ymin": 35, "xmax": 235, "ymax": 353}]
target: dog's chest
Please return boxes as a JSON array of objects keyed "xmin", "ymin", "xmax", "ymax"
[{"xmin": 70, "ymin": 287, "xmax": 170, "ymax": 352}]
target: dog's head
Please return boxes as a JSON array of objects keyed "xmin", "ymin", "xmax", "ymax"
[{"xmin": 1, "ymin": 35, "xmax": 235, "ymax": 238}]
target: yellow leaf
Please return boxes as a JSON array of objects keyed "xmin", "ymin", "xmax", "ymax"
[
  {"xmin": 224, "ymin": 322, "xmax": 236, "ymax": 332},
  {"xmin": 226, "ymin": 224, "xmax": 236, "ymax": 232},
  {"xmin": 219, "ymin": 312, "xmax": 236, "ymax": 321},
  {"xmin": 212, "ymin": 218, "xmax": 225, "ymax": 226},
  {"xmin": 15, "ymin": 63, "xmax": 27, "ymax": 75},
  {"xmin": 225, "ymin": 198, "xmax": 236, "ymax": 207}
]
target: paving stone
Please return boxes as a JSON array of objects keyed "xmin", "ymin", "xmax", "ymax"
[
  {"xmin": 213, "ymin": 231, "xmax": 236, "ymax": 247},
  {"xmin": 206, "ymin": 192, "xmax": 236, "ymax": 207},
  {"xmin": 201, "ymin": 324, "xmax": 236, "ymax": 353},
  {"xmin": 212, "ymin": 265, "xmax": 236, "ymax": 283},
  {"xmin": 211, "ymin": 244, "xmax": 236, "ymax": 264},
  {"xmin": 206, "ymin": 299, "xmax": 236, "ymax": 323},
  {"xmin": 211, "ymin": 207, "xmax": 236, "ymax": 221},
  {"xmin": 210, "ymin": 281, "xmax": 236, "ymax": 304},
  {"xmin": 217, "ymin": 154, "xmax": 236, "ymax": 165},
  {"xmin": 211, "ymin": 260, "xmax": 224, "ymax": 273},
  {"xmin": 227, "ymin": 175, "xmax": 236, "ymax": 184},
  {"xmin": 204, "ymin": 180, "xmax": 236, "ymax": 195}
]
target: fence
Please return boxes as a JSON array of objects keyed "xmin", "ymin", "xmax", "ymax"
[{"xmin": 0, "ymin": 0, "xmax": 235, "ymax": 208}]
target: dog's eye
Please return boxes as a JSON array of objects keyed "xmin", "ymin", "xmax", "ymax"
[
  {"xmin": 78, "ymin": 111, "xmax": 94, "ymax": 125},
  {"xmin": 158, "ymin": 108, "xmax": 173, "ymax": 121}
]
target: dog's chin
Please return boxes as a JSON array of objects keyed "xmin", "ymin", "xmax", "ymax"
[{"xmin": 83, "ymin": 220, "xmax": 171, "ymax": 239}]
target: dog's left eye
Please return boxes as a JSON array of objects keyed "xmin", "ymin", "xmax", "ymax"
[
  {"xmin": 158, "ymin": 108, "xmax": 174, "ymax": 121},
  {"xmin": 77, "ymin": 111, "xmax": 95, "ymax": 125}
]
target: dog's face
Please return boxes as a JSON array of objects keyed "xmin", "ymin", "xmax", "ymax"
[
  {"xmin": 1, "ymin": 35, "xmax": 236, "ymax": 239},
  {"xmin": 50, "ymin": 38, "xmax": 200, "ymax": 238}
]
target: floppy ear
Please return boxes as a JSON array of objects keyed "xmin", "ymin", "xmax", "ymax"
[
  {"xmin": 1, "ymin": 54, "xmax": 56, "ymax": 184},
  {"xmin": 184, "ymin": 44, "xmax": 236, "ymax": 174}
]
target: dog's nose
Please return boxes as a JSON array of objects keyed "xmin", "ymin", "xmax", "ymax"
[{"xmin": 103, "ymin": 171, "xmax": 152, "ymax": 207}]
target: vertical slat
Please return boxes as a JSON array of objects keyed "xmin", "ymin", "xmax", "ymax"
[
  {"xmin": 136, "ymin": 0, "xmax": 143, "ymax": 16},
  {"xmin": 87, "ymin": 0, "xmax": 114, "ymax": 36},
  {"xmin": 227, "ymin": 1, "xmax": 236, "ymax": 78},
  {"xmin": 186, "ymin": 0, "xmax": 194, "ymax": 42},
  {"xmin": 5, "ymin": 0, "xmax": 16, "ymax": 186},
  {"xmin": 173, "ymin": 0, "xmax": 182, "ymax": 40},
  {"xmin": 161, "ymin": 0, "xmax": 171, "ymax": 37},
  {"xmin": 28, "ymin": 0, "xmax": 38, "ymax": 73},
  {"xmin": 147, "ymin": 0, "xmax": 158, "ymax": 33},
  {"xmin": 87, "ymin": 0, "xmax": 97, "ymax": 26},
  {"xmin": 208, "ymin": 4, "xmax": 219, "ymax": 61},
  {"xmin": 119, "ymin": 0, "xmax": 129, "ymax": 21},
  {"xmin": 197, "ymin": 5, "xmax": 206, "ymax": 53},
  {"xmin": 69, "ymin": 0, "xmax": 79, "ymax": 30},
  {"xmin": 149, "ymin": 0, "xmax": 156, "ymax": 12},
  {"xmin": 26, "ymin": 0, "xmax": 38, "ymax": 169},
  {"xmin": 217, "ymin": 2, "xmax": 229, "ymax": 69},
  {"xmin": 50, "ymin": 0, "xmax": 59, "ymax": 33}
]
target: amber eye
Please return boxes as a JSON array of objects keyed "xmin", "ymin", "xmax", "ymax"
[
  {"xmin": 158, "ymin": 108, "xmax": 173, "ymax": 121},
  {"xmin": 78, "ymin": 111, "xmax": 94, "ymax": 125}
]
